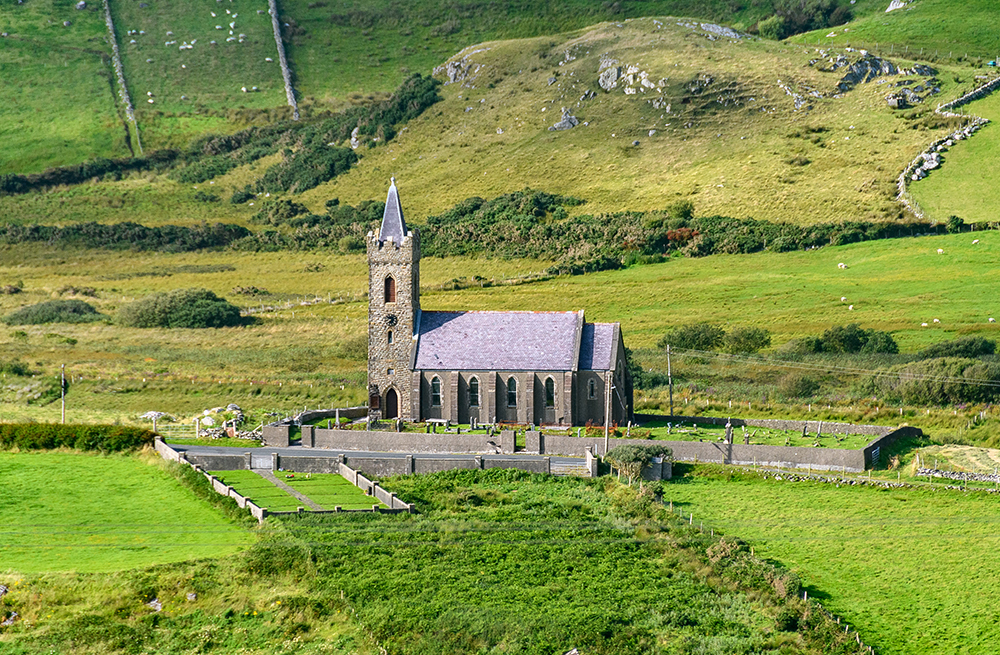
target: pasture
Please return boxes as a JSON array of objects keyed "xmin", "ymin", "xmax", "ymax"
[
  {"xmin": 666, "ymin": 465, "xmax": 1000, "ymax": 655},
  {"xmin": 0, "ymin": 451, "xmax": 252, "ymax": 573},
  {"xmin": 910, "ymin": 91, "xmax": 1000, "ymax": 223}
]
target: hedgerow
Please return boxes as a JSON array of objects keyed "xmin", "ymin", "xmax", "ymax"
[
  {"xmin": 0, "ymin": 150, "xmax": 178, "ymax": 196},
  {"xmin": 0, "ymin": 222, "xmax": 250, "ymax": 252},
  {"xmin": 0, "ymin": 423, "xmax": 154, "ymax": 452}
]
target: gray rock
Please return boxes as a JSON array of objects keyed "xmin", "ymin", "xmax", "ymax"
[
  {"xmin": 547, "ymin": 76, "xmax": 556, "ymax": 86},
  {"xmin": 187, "ymin": 592, "xmax": 198, "ymax": 601},
  {"xmin": 838, "ymin": 56, "xmax": 898, "ymax": 91},
  {"xmin": 146, "ymin": 598, "xmax": 162, "ymax": 612},
  {"xmin": 63, "ymin": 20, "xmax": 71, "ymax": 26},
  {"xmin": 598, "ymin": 66, "xmax": 620, "ymax": 92},
  {"xmin": 350, "ymin": 126, "xmax": 360, "ymax": 149},
  {"xmin": 0, "ymin": 612, "xmax": 17, "ymax": 627},
  {"xmin": 632, "ymin": 140, "xmax": 640, "ymax": 146},
  {"xmin": 75, "ymin": 1, "xmax": 86, "ymax": 8},
  {"xmin": 548, "ymin": 107, "xmax": 579, "ymax": 131}
]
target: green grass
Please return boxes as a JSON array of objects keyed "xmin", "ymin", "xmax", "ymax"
[
  {"xmin": 0, "ymin": 451, "xmax": 252, "ymax": 573},
  {"xmin": 284, "ymin": 473, "xmax": 384, "ymax": 510},
  {"xmin": 910, "ymin": 90, "xmax": 1000, "ymax": 223},
  {"xmin": 210, "ymin": 469, "xmax": 304, "ymax": 511},
  {"xmin": 165, "ymin": 436, "xmax": 262, "ymax": 448},
  {"xmin": 665, "ymin": 464, "xmax": 1000, "ymax": 655},
  {"xmin": 792, "ymin": 0, "xmax": 1000, "ymax": 63},
  {"xmin": 639, "ymin": 419, "xmax": 873, "ymax": 449},
  {"xmin": 0, "ymin": 0, "xmax": 128, "ymax": 173}
]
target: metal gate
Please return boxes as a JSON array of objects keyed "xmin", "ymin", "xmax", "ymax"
[{"xmin": 251, "ymin": 453, "xmax": 272, "ymax": 469}]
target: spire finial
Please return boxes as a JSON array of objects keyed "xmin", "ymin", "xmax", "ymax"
[{"xmin": 390, "ymin": 176, "xmax": 396, "ymax": 185}]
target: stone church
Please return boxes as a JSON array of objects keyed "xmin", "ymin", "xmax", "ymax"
[{"xmin": 367, "ymin": 179, "xmax": 633, "ymax": 427}]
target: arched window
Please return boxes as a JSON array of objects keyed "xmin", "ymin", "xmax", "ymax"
[
  {"xmin": 469, "ymin": 377, "xmax": 480, "ymax": 407},
  {"xmin": 431, "ymin": 376, "xmax": 442, "ymax": 407},
  {"xmin": 507, "ymin": 377, "xmax": 517, "ymax": 407},
  {"xmin": 384, "ymin": 276, "xmax": 396, "ymax": 303},
  {"xmin": 387, "ymin": 330, "xmax": 394, "ymax": 344},
  {"xmin": 588, "ymin": 378, "xmax": 596, "ymax": 399},
  {"xmin": 545, "ymin": 377, "xmax": 555, "ymax": 407}
]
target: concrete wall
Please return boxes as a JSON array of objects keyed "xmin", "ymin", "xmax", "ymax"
[
  {"xmin": 863, "ymin": 426, "xmax": 923, "ymax": 468},
  {"xmin": 184, "ymin": 453, "xmax": 246, "ymax": 470},
  {"xmin": 262, "ymin": 424, "xmax": 290, "ymax": 447},
  {"xmin": 312, "ymin": 428, "xmax": 512, "ymax": 454}
]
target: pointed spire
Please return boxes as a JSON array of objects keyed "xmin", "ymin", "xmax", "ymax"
[{"xmin": 378, "ymin": 177, "xmax": 408, "ymax": 243}]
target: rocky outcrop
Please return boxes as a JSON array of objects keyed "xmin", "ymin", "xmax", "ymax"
[
  {"xmin": 599, "ymin": 64, "xmax": 620, "ymax": 91},
  {"xmin": 433, "ymin": 47, "xmax": 490, "ymax": 87},
  {"xmin": 548, "ymin": 107, "xmax": 579, "ymax": 131}
]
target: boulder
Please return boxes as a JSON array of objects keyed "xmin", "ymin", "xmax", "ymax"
[
  {"xmin": 75, "ymin": 1, "xmax": 86, "ymax": 8},
  {"xmin": 548, "ymin": 107, "xmax": 579, "ymax": 131},
  {"xmin": 599, "ymin": 66, "xmax": 620, "ymax": 92}
]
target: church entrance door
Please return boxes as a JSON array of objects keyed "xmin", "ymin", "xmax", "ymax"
[{"xmin": 385, "ymin": 389, "xmax": 399, "ymax": 419}]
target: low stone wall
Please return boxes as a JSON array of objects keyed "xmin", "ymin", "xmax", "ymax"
[
  {"xmin": 863, "ymin": 426, "xmax": 922, "ymax": 468},
  {"xmin": 184, "ymin": 453, "xmax": 247, "ymax": 470},
  {"xmin": 312, "ymin": 428, "xmax": 514, "ymax": 454},
  {"xmin": 641, "ymin": 413, "xmax": 892, "ymax": 437},
  {"xmin": 262, "ymin": 424, "xmax": 290, "ymax": 447},
  {"xmin": 298, "ymin": 406, "xmax": 368, "ymax": 426}
]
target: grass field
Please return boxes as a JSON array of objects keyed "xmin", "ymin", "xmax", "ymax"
[
  {"xmin": 666, "ymin": 465, "xmax": 1000, "ymax": 655},
  {"xmin": 284, "ymin": 473, "xmax": 384, "ymax": 510},
  {"xmin": 910, "ymin": 91, "xmax": 1000, "ymax": 223},
  {"xmin": 209, "ymin": 469, "xmax": 304, "ymax": 511},
  {"xmin": 0, "ymin": 451, "xmax": 251, "ymax": 573},
  {"xmin": 0, "ymin": 0, "xmax": 128, "ymax": 173},
  {"xmin": 793, "ymin": 0, "xmax": 1000, "ymax": 63}
]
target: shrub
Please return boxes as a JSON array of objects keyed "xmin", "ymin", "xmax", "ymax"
[
  {"xmin": 0, "ymin": 423, "xmax": 154, "ymax": 452},
  {"xmin": 3, "ymin": 299, "xmax": 104, "ymax": 325},
  {"xmin": 0, "ymin": 359, "xmax": 30, "ymax": 376},
  {"xmin": 230, "ymin": 188, "xmax": 255, "ymax": 204},
  {"xmin": 117, "ymin": 288, "xmax": 245, "ymax": 329},
  {"xmin": 723, "ymin": 327, "xmax": 771, "ymax": 355},
  {"xmin": 758, "ymin": 14, "xmax": 786, "ymax": 40},
  {"xmin": 919, "ymin": 336, "xmax": 996, "ymax": 360},
  {"xmin": 605, "ymin": 444, "xmax": 672, "ymax": 485},
  {"xmin": 778, "ymin": 373, "xmax": 820, "ymax": 398},
  {"xmin": 946, "ymin": 215, "xmax": 965, "ymax": 233},
  {"xmin": 250, "ymin": 198, "xmax": 310, "ymax": 225},
  {"xmin": 0, "ymin": 221, "xmax": 249, "ymax": 252},
  {"xmin": 658, "ymin": 323, "xmax": 725, "ymax": 351},
  {"xmin": 820, "ymin": 323, "xmax": 897, "ymax": 354},
  {"xmin": 870, "ymin": 357, "xmax": 1000, "ymax": 404}
]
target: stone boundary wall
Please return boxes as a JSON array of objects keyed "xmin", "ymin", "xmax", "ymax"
[
  {"xmin": 297, "ymin": 406, "xmax": 367, "ymax": 426},
  {"xmin": 642, "ymin": 413, "xmax": 893, "ymax": 437},
  {"xmin": 101, "ymin": 0, "xmax": 140, "ymax": 153},
  {"xmin": 897, "ymin": 73, "xmax": 1000, "ymax": 218},
  {"xmin": 311, "ymin": 428, "xmax": 515, "ymax": 454},
  {"xmin": 266, "ymin": 0, "xmax": 299, "ymax": 119}
]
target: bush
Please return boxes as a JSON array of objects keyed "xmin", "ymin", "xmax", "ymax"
[
  {"xmin": 723, "ymin": 327, "xmax": 771, "ymax": 355},
  {"xmin": 605, "ymin": 444, "xmax": 672, "ymax": 485},
  {"xmin": 778, "ymin": 373, "xmax": 820, "ymax": 398},
  {"xmin": 758, "ymin": 14, "xmax": 786, "ymax": 40},
  {"xmin": 0, "ymin": 221, "xmax": 249, "ymax": 252},
  {"xmin": 919, "ymin": 336, "xmax": 996, "ymax": 360},
  {"xmin": 946, "ymin": 215, "xmax": 965, "ymax": 234},
  {"xmin": 3, "ymin": 299, "xmax": 104, "ymax": 325},
  {"xmin": 0, "ymin": 423, "xmax": 154, "ymax": 452},
  {"xmin": 869, "ymin": 357, "xmax": 1000, "ymax": 405},
  {"xmin": 117, "ymin": 288, "xmax": 245, "ymax": 328},
  {"xmin": 658, "ymin": 323, "xmax": 725, "ymax": 351},
  {"xmin": 820, "ymin": 323, "xmax": 897, "ymax": 354}
]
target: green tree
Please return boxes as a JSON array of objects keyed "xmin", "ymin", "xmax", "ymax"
[
  {"xmin": 946, "ymin": 215, "xmax": 965, "ymax": 234},
  {"xmin": 117, "ymin": 289, "xmax": 244, "ymax": 329},
  {"xmin": 604, "ymin": 444, "xmax": 672, "ymax": 486},
  {"xmin": 758, "ymin": 15, "xmax": 787, "ymax": 40}
]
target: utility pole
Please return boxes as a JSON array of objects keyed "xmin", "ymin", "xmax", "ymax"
[
  {"xmin": 60, "ymin": 364, "xmax": 66, "ymax": 424},
  {"xmin": 667, "ymin": 345, "xmax": 674, "ymax": 420}
]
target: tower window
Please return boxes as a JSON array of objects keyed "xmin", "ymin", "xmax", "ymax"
[
  {"xmin": 469, "ymin": 377, "xmax": 480, "ymax": 407},
  {"xmin": 507, "ymin": 377, "xmax": 517, "ymax": 407},
  {"xmin": 384, "ymin": 276, "xmax": 396, "ymax": 303},
  {"xmin": 588, "ymin": 379, "xmax": 596, "ymax": 399},
  {"xmin": 387, "ymin": 330, "xmax": 393, "ymax": 344},
  {"xmin": 431, "ymin": 376, "xmax": 442, "ymax": 407},
  {"xmin": 545, "ymin": 377, "xmax": 555, "ymax": 408}
]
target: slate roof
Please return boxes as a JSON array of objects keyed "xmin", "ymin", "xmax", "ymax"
[
  {"xmin": 414, "ymin": 311, "xmax": 617, "ymax": 372},
  {"xmin": 578, "ymin": 322, "xmax": 615, "ymax": 371},
  {"xmin": 378, "ymin": 178, "xmax": 408, "ymax": 243}
]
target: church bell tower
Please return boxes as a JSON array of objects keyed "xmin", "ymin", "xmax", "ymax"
[{"xmin": 367, "ymin": 178, "xmax": 420, "ymax": 421}]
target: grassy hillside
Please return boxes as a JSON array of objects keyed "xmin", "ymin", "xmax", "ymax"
[
  {"xmin": 667, "ymin": 465, "xmax": 1000, "ymax": 655},
  {"xmin": 792, "ymin": 0, "xmax": 1000, "ymax": 63},
  {"xmin": 910, "ymin": 91, "xmax": 1000, "ymax": 222},
  {"xmin": 0, "ymin": 0, "xmax": 127, "ymax": 173}
]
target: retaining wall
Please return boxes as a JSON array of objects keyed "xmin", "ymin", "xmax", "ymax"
[
  {"xmin": 311, "ymin": 427, "xmax": 514, "ymax": 454},
  {"xmin": 642, "ymin": 414, "xmax": 893, "ymax": 437},
  {"xmin": 262, "ymin": 424, "xmax": 291, "ymax": 447}
]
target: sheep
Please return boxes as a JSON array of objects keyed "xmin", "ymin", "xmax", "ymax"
[
  {"xmin": 921, "ymin": 322, "xmax": 929, "ymax": 327},
  {"xmin": 937, "ymin": 248, "xmax": 944, "ymax": 254},
  {"xmin": 841, "ymin": 296, "xmax": 847, "ymax": 302},
  {"xmin": 990, "ymin": 318, "xmax": 996, "ymax": 323},
  {"xmin": 933, "ymin": 318, "xmax": 940, "ymax": 323},
  {"xmin": 838, "ymin": 262, "xmax": 847, "ymax": 269},
  {"xmin": 265, "ymin": 57, "xmax": 273, "ymax": 62},
  {"xmin": 973, "ymin": 239, "xmax": 980, "ymax": 244},
  {"xmin": 147, "ymin": 91, "xmax": 153, "ymax": 96},
  {"xmin": 848, "ymin": 305, "xmax": 854, "ymax": 311}
]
